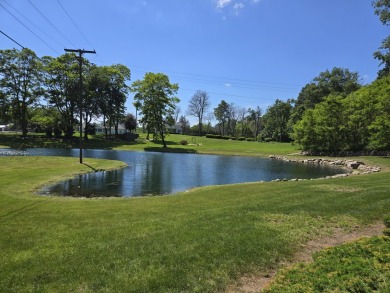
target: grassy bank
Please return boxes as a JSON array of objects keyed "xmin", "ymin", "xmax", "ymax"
[
  {"xmin": 0, "ymin": 132, "xmax": 300, "ymax": 156},
  {"xmin": 1, "ymin": 153, "xmax": 390, "ymax": 292}
]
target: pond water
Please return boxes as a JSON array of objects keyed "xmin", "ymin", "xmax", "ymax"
[{"xmin": 2, "ymin": 148, "xmax": 348, "ymax": 197}]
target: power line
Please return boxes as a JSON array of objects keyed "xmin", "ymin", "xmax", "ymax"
[
  {"xmin": 3, "ymin": 0, "xmax": 65, "ymax": 49},
  {"xmin": 130, "ymin": 68, "xmax": 301, "ymax": 93},
  {"xmin": 56, "ymin": 0, "xmax": 95, "ymax": 50},
  {"xmin": 130, "ymin": 65, "xmax": 302, "ymax": 87},
  {"xmin": 0, "ymin": 30, "xmax": 25, "ymax": 49},
  {"xmin": 26, "ymin": 0, "xmax": 77, "ymax": 48},
  {"xmin": 179, "ymin": 88, "xmax": 284, "ymax": 102},
  {"xmin": 0, "ymin": 3, "xmax": 59, "ymax": 54}
]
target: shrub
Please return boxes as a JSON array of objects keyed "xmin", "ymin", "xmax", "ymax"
[
  {"xmin": 237, "ymin": 137, "xmax": 246, "ymax": 141},
  {"xmin": 205, "ymin": 134, "xmax": 222, "ymax": 139},
  {"xmin": 384, "ymin": 216, "xmax": 390, "ymax": 236},
  {"xmin": 246, "ymin": 138, "xmax": 255, "ymax": 142},
  {"xmin": 222, "ymin": 136, "xmax": 231, "ymax": 140},
  {"xmin": 264, "ymin": 137, "xmax": 273, "ymax": 142},
  {"xmin": 53, "ymin": 127, "xmax": 62, "ymax": 138},
  {"xmin": 180, "ymin": 140, "xmax": 188, "ymax": 145}
]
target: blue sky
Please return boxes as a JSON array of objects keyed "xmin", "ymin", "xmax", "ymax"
[{"xmin": 1, "ymin": 0, "xmax": 388, "ymax": 124}]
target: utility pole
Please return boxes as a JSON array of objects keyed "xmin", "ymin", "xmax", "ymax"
[{"xmin": 64, "ymin": 48, "xmax": 96, "ymax": 164}]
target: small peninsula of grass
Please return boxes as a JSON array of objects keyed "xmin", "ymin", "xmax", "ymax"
[{"xmin": 0, "ymin": 133, "xmax": 390, "ymax": 292}]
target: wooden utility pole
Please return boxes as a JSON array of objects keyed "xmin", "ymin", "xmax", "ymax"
[{"xmin": 64, "ymin": 48, "xmax": 96, "ymax": 164}]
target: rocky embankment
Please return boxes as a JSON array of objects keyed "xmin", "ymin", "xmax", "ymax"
[{"xmin": 268, "ymin": 155, "xmax": 381, "ymax": 182}]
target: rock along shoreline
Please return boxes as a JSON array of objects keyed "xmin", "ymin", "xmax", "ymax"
[{"xmin": 268, "ymin": 155, "xmax": 381, "ymax": 182}]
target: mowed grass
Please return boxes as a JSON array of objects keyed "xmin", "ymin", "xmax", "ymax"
[
  {"xmin": 1, "ymin": 154, "xmax": 390, "ymax": 292},
  {"xmin": 0, "ymin": 132, "xmax": 299, "ymax": 156}
]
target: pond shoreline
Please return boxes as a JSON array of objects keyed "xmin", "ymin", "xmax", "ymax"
[{"xmin": 268, "ymin": 155, "xmax": 381, "ymax": 181}]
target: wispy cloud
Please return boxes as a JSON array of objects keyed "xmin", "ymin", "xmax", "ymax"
[
  {"xmin": 214, "ymin": 0, "xmax": 260, "ymax": 15},
  {"xmin": 216, "ymin": 0, "xmax": 232, "ymax": 9},
  {"xmin": 233, "ymin": 2, "xmax": 244, "ymax": 14}
]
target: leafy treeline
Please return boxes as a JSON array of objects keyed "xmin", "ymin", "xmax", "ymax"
[
  {"xmin": 294, "ymin": 76, "xmax": 390, "ymax": 153},
  {"xmin": 0, "ymin": 48, "xmax": 130, "ymax": 138}
]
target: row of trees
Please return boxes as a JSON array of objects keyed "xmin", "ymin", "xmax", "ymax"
[{"xmin": 0, "ymin": 48, "xmax": 131, "ymax": 138}]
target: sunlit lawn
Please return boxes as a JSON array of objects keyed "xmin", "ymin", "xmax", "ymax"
[
  {"xmin": 0, "ymin": 132, "xmax": 300, "ymax": 157},
  {"xmin": 1, "ymin": 152, "xmax": 390, "ymax": 292}
]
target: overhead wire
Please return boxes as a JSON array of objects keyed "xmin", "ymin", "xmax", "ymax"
[
  {"xmin": 26, "ymin": 0, "xmax": 77, "ymax": 48},
  {"xmin": 0, "ymin": 30, "xmax": 25, "ymax": 49},
  {"xmin": 130, "ymin": 65, "xmax": 301, "ymax": 87},
  {"xmin": 56, "ymin": 0, "xmax": 94, "ymax": 50},
  {"xmin": 3, "ymin": 0, "xmax": 66, "ymax": 49},
  {"xmin": 56, "ymin": 0, "xmax": 104, "ymax": 63},
  {"xmin": 130, "ymin": 68, "xmax": 302, "ymax": 93},
  {"xmin": 0, "ymin": 3, "xmax": 59, "ymax": 54},
  {"xmin": 179, "ymin": 88, "xmax": 280, "ymax": 102}
]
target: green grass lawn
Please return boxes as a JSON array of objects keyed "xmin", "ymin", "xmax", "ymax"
[
  {"xmin": 0, "ymin": 132, "xmax": 300, "ymax": 156},
  {"xmin": 1, "ymin": 152, "xmax": 390, "ymax": 292}
]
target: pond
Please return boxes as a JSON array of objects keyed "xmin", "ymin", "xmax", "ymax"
[{"xmin": 2, "ymin": 148, "xmax": 348, "ymax": 197}]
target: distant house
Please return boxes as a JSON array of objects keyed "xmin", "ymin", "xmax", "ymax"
[
  {"xmin": 0, "ymin": 125, "xmax": 8, "ymax": 132},
  {"xmin": 166, "ymin": 123, "xmax": 183, "ymax": 134},
  {"xmin": 95, "ymin": 123, "xmax": 127, "ymax": 135}
]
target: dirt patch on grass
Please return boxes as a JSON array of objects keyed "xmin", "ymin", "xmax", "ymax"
[{"xmin": 225, "ymin": 222, "xmax": 385, "ymax": 293}]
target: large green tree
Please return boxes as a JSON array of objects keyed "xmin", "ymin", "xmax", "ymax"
[
  {"xmin": 247, "ymin": 106, "xmax": 262, "ymax": 139},
  {"xmin": 43, "ymin": 53, "xmax": 80, "ymax": 138},
  {"xmin": 0, "ymin": 48, "xmax": 43, "ymax": 137},
  {"xmin": 262, "ymin": 99, "xmax": 293, "ymax": 142},
  {"xmin": 294, "ymin": 75, "xmax": 390, "ymax": 152},
  {"xmin": 290, "ymin": 67, "xmax": 361, "ymax": 125},
  {"xmin": 214, "ymin": 100, "xmax": 229, "ymax": 136},
  {"xmin": 131, "ymin": 72, "xmax": 179, "ymax": 147}
]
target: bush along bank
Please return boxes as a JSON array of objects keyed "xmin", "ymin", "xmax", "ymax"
[{"xmin": 268, "ymin": 155, "xmax": 381, "ymax": 182}]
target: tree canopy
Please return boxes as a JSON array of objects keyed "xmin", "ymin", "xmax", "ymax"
[
  {"xmin": 294, "ymin": 75, "xmax": 390, "ymax": 153},
  {"xmin": 131, "ymin": 72, "xmax": 179, "ymax": 147}
]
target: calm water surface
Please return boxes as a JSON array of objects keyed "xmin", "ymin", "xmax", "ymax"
[{"xmin": 3, "ymin": 148, "xmax": 348, "ymax": 197}]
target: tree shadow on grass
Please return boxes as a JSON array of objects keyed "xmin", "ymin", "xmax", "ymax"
[
  {"xmin": 144, "ymin": 147, "xmax": 197, "ymax": 154},
  {"xmin": 0, "ymin": 133, "xmax": 147, "ymax": 150}
]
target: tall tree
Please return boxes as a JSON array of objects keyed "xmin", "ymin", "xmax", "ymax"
[
  {"xmin": 291, "ymin": 67, "xmax": 361, "ymax": 125},
  {"xmin": 236, "ymin": 107, "xmax": 248, "ymax": 137},
  {"xmin": 372, "ymin": 0, "xmax": 390, "ymax": 25},
  {"xmin": 91, "ymin": 64, "xmax": 130, "ymax": 138},
  {"xmin": 43, "ymin": 53, "xmax": 80, "ymax": 138},
  {"xmin": 124, "ymin": 113, "xmax": 136, "ymax": 133},
  {"xmin": 187, "ymin": 90, "xmax": 210, "ymax": 136},
  {"xmin": 248, "ymin": 106, "xmax": 262, "ymax": 139},
  {"xmin": 0, "ymin": 90, "xmax": 11, "ymax": 124},
  {"xmin": 263, "ymin": 99, "xmax": 293, "ymax": 142},
  {"xmin": 214, "ymin": 100, "xmax": 229, "ymax": 136},
  {"xmin": 178, "ymin": 115, "xmax": 190, "ymax": 134},
  {"xmin": 109, "ymin": 64, "xmax": 130, "ymax": 137},
  {"xmin": 131, "ymin": 72, "xmax": 179, "ymax": 147},
  {"xmin": 0, "ymin": 48, "xmax": 43, "ymax": 137},
  {"xmin": 133, "ymin": 98, "xmax": 142, "ymax": 133},
  {"xmin": 372, "ymin": 0, "xmax": 390, "ymax": 78}
]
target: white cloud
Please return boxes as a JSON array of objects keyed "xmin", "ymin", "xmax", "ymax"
[
  {"xmin": 216, "ymin": 0, "xmax": 232, "ymax": 9},
  {"xmin": 233, "ymin": 2, "xmax": 244, "ymax": 14},
  {"xmin": 214, "ymin": 0, "xmax": 260, "ymax": 15},
  {"xmin": 234, "ymin": 2, "xmax": 244, "ymax": 10}
]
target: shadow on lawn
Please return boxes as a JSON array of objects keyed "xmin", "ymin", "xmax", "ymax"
[
  {"xmin": 144, "ymin": 146, "xmax": 197, "ymax": 154},
  {"xmin": 0, "ymin": 133, "xmax": 147, "ymax": 150}
]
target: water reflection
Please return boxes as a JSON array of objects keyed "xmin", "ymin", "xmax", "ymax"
[{"xmin": 1, "ymin": 148, "xmax": 348, "ymax": 197}]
